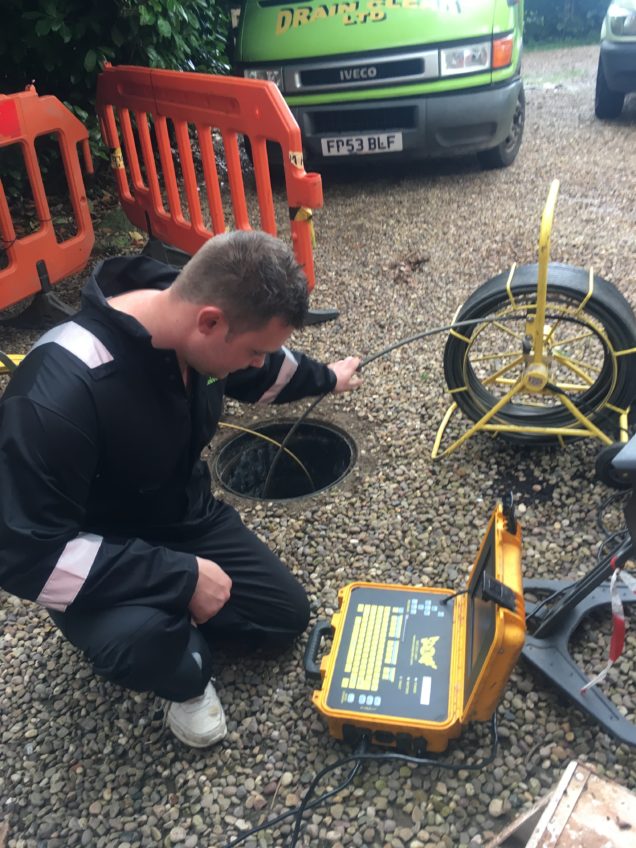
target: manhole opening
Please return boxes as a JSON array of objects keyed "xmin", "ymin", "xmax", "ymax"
[{"xmin": 215, "ymin": 419, "xmax": 357, "ymax": 501}]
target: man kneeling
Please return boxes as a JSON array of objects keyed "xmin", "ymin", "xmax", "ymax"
[{"xmin": 0, "ymin": 231, "xmax": 361, "ymax": 747}]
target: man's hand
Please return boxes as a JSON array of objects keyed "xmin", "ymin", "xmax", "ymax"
[
  {"xmin": 328, "ymin": 356, "xmax": 363, "ymax": 393},
  {"xmin": 189, "ymin": 557, "xmax": 232, "ymax": 624}
]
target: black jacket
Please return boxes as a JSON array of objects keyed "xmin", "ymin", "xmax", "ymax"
[{"xmin": 0, "ymin": 256, "xmax": 336, "ymax": 613}]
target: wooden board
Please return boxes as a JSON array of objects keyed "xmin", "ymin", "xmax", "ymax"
[{"xmin": 486, "ymin": 761, "xmax": 636, "ymax": 848}]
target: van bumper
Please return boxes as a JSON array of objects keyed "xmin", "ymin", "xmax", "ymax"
[
  {"xmin": 290, "ymin": 78, "xmax": 523, "ymax": 163},
  {"xmin": 600, "ymin": 40, "xmax": 636, "ymax": 94}
]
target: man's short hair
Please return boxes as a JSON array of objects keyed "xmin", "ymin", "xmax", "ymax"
[{"xmin": 171, "ymin": 230, "xmax": 309, "ymax": 332}]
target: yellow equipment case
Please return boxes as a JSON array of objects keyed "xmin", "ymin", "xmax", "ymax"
[{"xmin": 305, "ymin": 502, "xmax": 525, "ymax": 753}]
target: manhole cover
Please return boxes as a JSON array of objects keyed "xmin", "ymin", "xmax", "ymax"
[{"xmin": 215, "ymin": 419, "xmax": 356, "ymax": 500}]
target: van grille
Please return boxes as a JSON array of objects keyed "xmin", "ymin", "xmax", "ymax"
[
  {"xmin": 282, "ymin": 49, "xmax": 439, "ymax": 93},
  {"xmin": 300, "ymin": 58, "xmax": 424, "ymax": 89},
  {"xmin": 309, "ymin": 107, "xmax": 417, "ymax": 134}
]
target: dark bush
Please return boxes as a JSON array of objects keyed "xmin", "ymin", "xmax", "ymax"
[
  {"xmin": 525, "ymin": 0, "xmax": 607, "ymax": 44},
  {"xmin": 0, "ymin": 0, "xmax": 231, "ymax": 191},
  {"xmin": 1, "ymin": 1, "xmax": 230, "ymax": 147}
]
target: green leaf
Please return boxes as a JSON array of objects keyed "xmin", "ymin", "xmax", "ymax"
[
  {"xmin": 64, "ymin": 101, "xmax": 89, "ymax": 121},
  {"xmin": 139, "ymin": 5, "xmax": 156, "ymax": 26},
  {"xmin": 84, "ymin": 49, "xmax": 97, "ymax": 72},
  {"xmin": 35, "ymin": 18, "xmax": 51, "ymax": 36},
  {"xmin": 157, "ymin": 17, "xmax": 172, "ymax": 37}
]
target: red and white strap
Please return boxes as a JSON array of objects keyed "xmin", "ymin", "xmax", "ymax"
[{"xmin": 580, "ymin": 561, "xmax": 635, "ymax": 694}]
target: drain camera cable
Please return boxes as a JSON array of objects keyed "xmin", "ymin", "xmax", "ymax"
[
  {"xmin": 221, "ymin": 712, "xmax": 498, "ymax": 848},
  {"xmin": 261, "ymin": 313, "xmax": 528, "ymax": 498},
  {"xmin": 217, "ymin": 421, "xmax": 316, "ymax": 489}
]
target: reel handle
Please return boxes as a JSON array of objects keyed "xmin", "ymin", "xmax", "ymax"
[{"xmin": 303, "ymin": 620, "xmax": 332, "ymax": 682}]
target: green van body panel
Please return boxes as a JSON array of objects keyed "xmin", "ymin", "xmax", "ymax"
[
  {"xmin": 238, "ymin": 0, "xmax": 515, "ymax": 61},
  {"xmin": 234, "ymin": 0, "xmax": 525, "ymax": 165}
]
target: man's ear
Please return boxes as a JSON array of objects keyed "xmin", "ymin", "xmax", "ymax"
[{"xmin": 197, "ymin": 306, "xmax": 225, "ymax": 336}]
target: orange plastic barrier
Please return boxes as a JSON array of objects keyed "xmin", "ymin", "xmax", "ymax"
[
  {"xmin": 96, "ymin": 65, "xmax": 323, "ymax": 290},
  {"xmin": 0, "ymin": 87, "xmax": 94, "ymax": 311}
]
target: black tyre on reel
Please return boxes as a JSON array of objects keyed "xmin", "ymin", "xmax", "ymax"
[{"xmin": 443, "ymin": 263, "xmax": 636, "ymax": 446}]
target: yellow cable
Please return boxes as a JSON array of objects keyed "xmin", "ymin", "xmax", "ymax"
[{"xmin": 217, "ymin": 421, "xmax": 315, "ymax": 488}]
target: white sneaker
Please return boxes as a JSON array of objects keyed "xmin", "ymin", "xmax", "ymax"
[{"xmin": 166, "ymin": 681, "xmax": 227, "ymax": 747}]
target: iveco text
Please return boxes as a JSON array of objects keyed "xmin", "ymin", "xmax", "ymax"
[{"xmin": 339, "ymin": 66, "xmax": 378, "ymax": 80}]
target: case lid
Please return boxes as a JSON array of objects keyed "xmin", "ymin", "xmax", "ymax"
[{"xmin": 461, "ymin": 506, "xmax": 525, "ymax": 722}]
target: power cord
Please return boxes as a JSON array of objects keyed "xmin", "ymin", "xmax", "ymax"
[
  {"xmin": 526, "ymin": 500, "xmax": 631, "ymax": 626},
  {"xmin": 220, "ymin": 745, "xmax": 365, "ymax": 848},
  {"xmin": 525, "ymin": 584, "xmax": 570, "ymax": 625},
  {"xmin": 440, "ymin": 588, "xmax": 468, "ymax": 606},
  {"xmin": 221, "ymin": 713, "xmax": 499, "ymax": 848},
  {"xmin": 597, "ymin": 490, "xmax": 631, "ymax": 539},
  {"xmin": 287, "ymin": 712, "xmax": 498, "ymax": 847}
]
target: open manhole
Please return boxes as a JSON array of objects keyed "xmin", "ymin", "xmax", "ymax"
[{"xmin": 215, "ymin": 419, "xmax": 356, "ymax": 500}]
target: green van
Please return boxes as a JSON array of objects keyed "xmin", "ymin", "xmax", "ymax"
[{"xmin": 233, "ymin": 0, "xmax": 525, "ymax": 169}]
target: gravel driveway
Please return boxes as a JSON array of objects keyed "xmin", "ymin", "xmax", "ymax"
[{"xmin": 2, "ymin": 45, "xmax": 636, "ymax": 848}]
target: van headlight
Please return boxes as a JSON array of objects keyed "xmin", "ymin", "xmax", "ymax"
[
  {"xmin": 243, "ymin": 68, "xmax": 283, "ymax": 90},
  {"xmin": 607, "ymin": 4, "xmax": 636, "ymax": 35},
  {"xmin": 440, "ymin": 42, "xmax": 491, "ymax": 76}
]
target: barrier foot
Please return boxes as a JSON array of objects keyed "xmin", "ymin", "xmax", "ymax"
[
  {"xmin": 523, "ymin": 577, "xmax": 636, "ymax": 746},
  {"xmin": 306, "ymin": 307, "xmax": 339, "ymax": 325},
  {"xmin": 1, "ymin": 291, "xmax": 75, "ymax": 331},
  {"xmin": 142, "ymin": 238, "xmax": 192, "ymax": 269}
]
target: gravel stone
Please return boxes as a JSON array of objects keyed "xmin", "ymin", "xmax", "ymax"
[{"xmin": 488, "ymin": 799, "xmax": 505, "ymax": 818}]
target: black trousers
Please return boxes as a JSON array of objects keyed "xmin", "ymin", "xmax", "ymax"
[{"xmin": 49, "ymin": 500, "xmax": 310, "ymax": 701}]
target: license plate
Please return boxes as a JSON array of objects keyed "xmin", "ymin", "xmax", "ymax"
[{"xmin": 320, "ymin": 133, "xmax": 403, "ymax": 157}]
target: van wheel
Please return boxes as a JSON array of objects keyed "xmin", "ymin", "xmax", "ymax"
[
  {"xmin": 477, "ymin": 86, "xmax": 525, "ymax": 170},
  {"xmin": 595, "ymin": 58, "xmax": 625, "ymax": 119}
]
